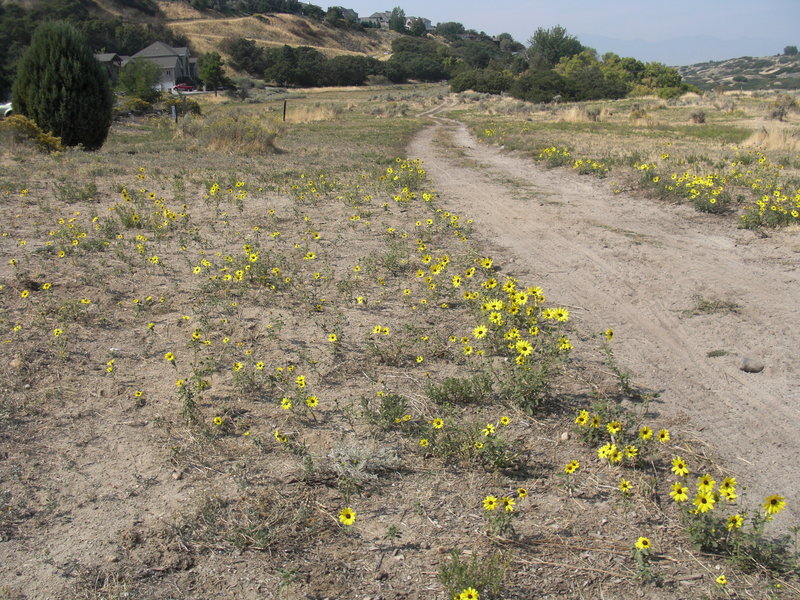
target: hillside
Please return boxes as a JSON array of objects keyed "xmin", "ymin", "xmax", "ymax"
[
  {"xmin": 679, "ymin": 53, "xmax": 800, "ymax": 91},
  {"xmin": 164, "ymin": 11, "xmax": 396, "ymax": 58}
]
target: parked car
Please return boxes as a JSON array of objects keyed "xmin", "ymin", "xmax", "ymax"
[
  {"xmin": 173, "ymin": 84, "xmax": 194, "ymax": 92},
  {"xmin": 0, "ymin": 102, "xmax": 12, "ymax": 118}
]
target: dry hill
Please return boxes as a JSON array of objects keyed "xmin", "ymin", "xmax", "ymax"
[{"xmin": 158, "ymin": 4, "xmax": 396, "ymax": 58}]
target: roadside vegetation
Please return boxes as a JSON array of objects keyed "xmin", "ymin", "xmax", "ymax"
[
  {"xmin": 450, "ymin": 90, "xmax": 800, "ymax": 229},
  {"xmin": 1, "ymin": 84, "xmax": 798, "ymax": 599}
]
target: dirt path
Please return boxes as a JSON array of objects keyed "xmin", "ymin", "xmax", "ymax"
[{"xmin": 408, "ymin": 101, "xmax": 800, "ymax": 524}]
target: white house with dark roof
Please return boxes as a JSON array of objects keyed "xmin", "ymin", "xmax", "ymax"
[{"xmin": 121, "ymin": 42, "xmax": 197, "ymax": 91}]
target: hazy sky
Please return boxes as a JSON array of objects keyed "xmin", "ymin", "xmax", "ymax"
[{"xmin": 337, "ymin": 1, "xmax": 800, "ymax": 64}]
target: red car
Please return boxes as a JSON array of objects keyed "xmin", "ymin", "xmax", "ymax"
[{"xmin": 173, "ymin": 84, "xmax": 194, "ymax": 92}]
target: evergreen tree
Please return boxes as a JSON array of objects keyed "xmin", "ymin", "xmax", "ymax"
[
  {"xmin": 199, "ymin": 52, "xmax": 225, "ymax": 94},
  {"xmin": 12, "ymin": 21, "xmax": 112, "ymax": 150}
]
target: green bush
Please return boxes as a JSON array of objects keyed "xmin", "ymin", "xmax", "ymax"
[
  {"xmin": 118, "ymin": 57, "xmax": 161, "ymax": 103},
  {"xmin": 12, "ymin": 21, "xmax": 113, "ymax": 150}
]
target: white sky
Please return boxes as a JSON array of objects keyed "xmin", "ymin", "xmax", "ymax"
[{"xmin": 335, "ymin": 1, "xmax": 800, "ymax": 63}]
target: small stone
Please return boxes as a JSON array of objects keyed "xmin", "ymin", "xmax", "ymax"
[
  {"xmin": 172, "ymin": 470, "xmax": 183, "ymax": 480},
  {"xmin": 560, "ymin": 431, "xmax": 570, "ymax": 441},
  {"xmin": 739, "ymin": 356, "xmax": 764, "ymax": 373},
  {"xmin": 106, "ymin": 554, "xmax": 120, "ymax": 563}
]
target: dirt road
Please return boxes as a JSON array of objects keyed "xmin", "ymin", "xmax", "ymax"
[{"xmin": 408, "ymin": 101, "xmax": 800, "ymax": 524}]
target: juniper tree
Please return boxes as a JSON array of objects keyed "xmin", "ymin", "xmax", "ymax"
[{"xmin": 12, "ymin": 21, "xmax": 113, "ymax": 150}]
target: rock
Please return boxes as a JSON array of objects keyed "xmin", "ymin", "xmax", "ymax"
[
  {"xmin": 739, "ymin": 356, "xmax": 764, "ymax": 373},
  {"xmin": 560, "ymin": 431, "xmax": 570, "ymax": 441}
]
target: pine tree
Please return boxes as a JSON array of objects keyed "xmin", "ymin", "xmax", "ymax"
[{"xmin": 12, "ymin": 21, "xmax": 113, "ymax": 150}]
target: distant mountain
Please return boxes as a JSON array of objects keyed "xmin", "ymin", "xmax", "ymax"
[
  {"xmin": 677, "ymin": 54, "xmax": 800, "ymax": 91},
  {"xmin": 579, "ymin": 34, "xmax": 783, "ymax": 67}
]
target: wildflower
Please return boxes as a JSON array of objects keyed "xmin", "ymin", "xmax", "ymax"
[
  {"xmin": 480, "ymin": 257, "xmax": 493, "ymax": 269},
  {"xmin": 564, "ymin": 460, "xmax": 580, "ymax": 474},
  {"xmin": 606, "ymin": 420, "xmax": 622, "ymax": 435},
  {"xmin": 618, "ymin": 479, "xmax": 633, "ymax": 495},
  {"xmin": 501, "ymin": 496, "xmax": 515, "ymax": 512},
  {"xmin": 639, "ymin": 426, "xmax": 653, "ymax": 440},
  {"xmin": 588, "ymin": 414, "xmax": 601, "ymax": 428},
  {"xmin": 634, "ymin": 537, "xmax": 651, "ymax": 550},
  {"xmin": 727, "ymin": 514, "xmax": 744, "ymax": 530},
  {"xmin": 281, "ymin": 398, "xmax": 292, "ymax": 410},
  {"xmin": 164, "ymin": 352, "xmax": 175, "ymax": 363},
  {"xmin": 328, "ymin": 333, "xmax": 337, "ymax": 343},
  {"xmin": 720, "ymin": 476, "xmax": 737, "ymax": 492},
  {"xmin": 339, "ymin": 507, "xmax": 356, "ymax": 526},
  {"xmin": 483, "ymin": 496, "xmax": 498, "ymax": 511},
  {"xmin": 416, "ymin": 356, "xmax": 424, "ymax": 363},
  {"xmin": 658, "ymin": 429, "xmax": 670, "ymax": 443},
  {"xmin": 432, "ymin": 418, "xmax": 444, "ymax": 429},
  {"xmin": 213, "ymin": 416, "xmax": 224, "ymax": 426},
  {"xmin": 473, "ymin": 325, "xmax": 488, "ymax": 339},
  {"xmin": 515, "ymin": 339, "xmax": 533, "ymax": 356},
  {"xmin": 459, "ymin": 588, "xmax": 480, "ymax": 600},
  {"xmin": 693, "ymin": 491, "xmax": 716, "ymax": 513},
  {"xmin": 763, "ymin": 494, "xmax": 786, "ymax": 516},
  {"xmin": 20, "ymin": 290, "xmax": 30, "ymax": 299},
  {"xmin": 624, "ymin": 445, "xmax": 638, "ymax": 458},
  {"xmin": 232, "ymin": 362, "xmax": 243, "ymax": 372},
  {"xmin": 53, "ymin": 328, "xmax": 64, "ymax": 337},
  {"xmin": 419, "ymin": 438, "xmax": 429, "ymax": 447},
  {"xmin": 604, "ymin": 328, "xmax": 614, "ymax": 341},
  {"xmin": 296, "ymin": 375, "xmax": 306, "ymax": 388},
  {"xmin": 482, "ymin": 423, "xmax": 495, "ymax": 436},
  {"xmin": 306, "ymin": 395, "xmax": 319, "ymax": 408},
  {"xmin": 670, "ymin": 482, "xmax": 689, "ymax": 503},
  {"xmin": 255, "ymin": 361, "xmax": 265, "ymax": 370},
  {"xmin": 499, "ymin": 416, "xmax": 510, "ymax": 426},
  {"xmin": 716, "ymin": 575, "xmax": 727, "ymax": 586},
  {"xmin": 671, "ymin": 457, "xmax": 689, "ymax": 477},
  {"xmin": 696, "ymin": 474, "xmax": 716, "ymax": 493},
  {"xmin": 474, "ymin": 441, "xmax": 484, "ymax": 449},
  {"xmin": 574, "ymin": 410, "xmax": 589, "ymax": 427},
  {"xmin": 273, "ymin": 429, "xmax": 288, "ymax": 443}
]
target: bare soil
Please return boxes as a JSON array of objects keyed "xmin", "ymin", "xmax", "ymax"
[{"xmin": 409, "ymin": 101, "xmax": 800, "ymax": 525}]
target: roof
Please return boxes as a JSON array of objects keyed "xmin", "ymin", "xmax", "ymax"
[
  {"xmin": 95, "ymin": 53, "xmax": 121, "ymax": 63},
  {"xmin": 133, "ymin": 42, "xmax": 189, "ymax": 59}
]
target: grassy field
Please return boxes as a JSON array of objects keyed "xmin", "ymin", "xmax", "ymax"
[{"xmin": 0, "ymin": 85, "xmax": 798, "ymax": 599}]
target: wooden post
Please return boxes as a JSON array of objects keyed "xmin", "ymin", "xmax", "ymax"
[{"xmin": 283, "ymin": 99, "xmax": 287, "ymax": 122}]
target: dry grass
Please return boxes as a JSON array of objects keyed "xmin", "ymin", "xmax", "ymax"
[
  {"xmin": 743, "ymin": 122, "xmax": 800, "ymax": 152},
  {"xmin": 1, "ymin": 86, "xmax": 797, "ymax": 599}
]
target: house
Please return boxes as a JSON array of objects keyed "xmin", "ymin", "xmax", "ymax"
[
  {"xmin": 340, "ymin": 8, "xmax": 358, "ymax": 21},
  {"xmin": 121, "ymin": 42, "xmax": 197, "ymax": 91},
  {"xmin": 95, "ymin": 53, "xmax": 122, "ymax": 83},
  {"xmin": 360, "ymin": 11, "xmax": 391, "ymax": 28},
  {"xmin": 359, "ymin": 11, "xmax": 434, "ymax": 32},
  {"xmin": 406, "ymin": 17, "xmax": 434, "ymax": 32}
]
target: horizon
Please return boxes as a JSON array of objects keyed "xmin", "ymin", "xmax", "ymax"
[{"xmin": 336, "ymin": 1, "xmax": 800, "ymax": 65}]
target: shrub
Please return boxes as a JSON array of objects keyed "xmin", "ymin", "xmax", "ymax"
[
  {"xmin": 12, "ymin": 21, "xmax": 113, "ymax": 150},
  {"xmin": 0, "ymin": 114, "xmax": 64, "ymax": 152},
  {"xmin": 163, "ymin": 96, "xmax": 201, "ymax": 116},
  {"xmin": 118, "ymin": 57, "xmax": 161, "ymax": 103},
  {"xmin": 690, "ymin": 110, "xmax": 706, "ymax": 124},
  {"xmin": 180, "ymin": 110, "xmax": 279, "ymax": 154},
  {"xmin": 115, "ymin": 97, "xmax": 153, "ymax": 116}
]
